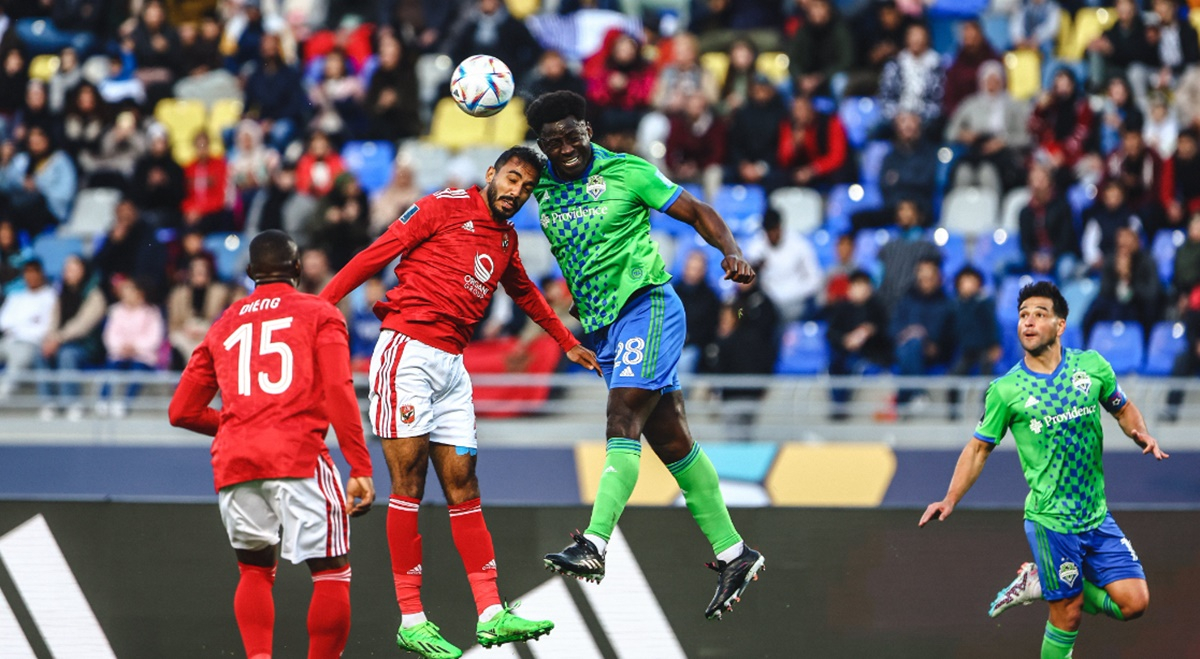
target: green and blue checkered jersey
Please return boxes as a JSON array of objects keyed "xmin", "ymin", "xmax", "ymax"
[
  {"xmin": 533, "ymin": 145, "xmax": 682, "ymax": 334},
  {"xmin": 974, "ymin": 348, "xmax": 1128, "ymax": 534}
]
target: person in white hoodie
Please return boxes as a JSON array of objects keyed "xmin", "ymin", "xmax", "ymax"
[
  {"xmin": 744, "ymin": 208, "xmax": 824, "ymax": 323},
  {"xmin": 0, "ymin": 260, "xmax": 57, "ymax": 398}
]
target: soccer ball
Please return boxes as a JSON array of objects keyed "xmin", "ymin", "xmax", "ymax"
[{"xmin": 449, "ymin": 55, "xmax": 514, "ymax": 118}]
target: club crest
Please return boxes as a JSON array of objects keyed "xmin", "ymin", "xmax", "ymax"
[
  {"xmin": 586, "ymin": 174, "xmax": 606, "ymax": 200},
  {"xmin": 400, "ymin": 405, "xmax": 415, "ymax": 424},
  {"xmin": 502, "ymin": 233, "xmax": 509, "ymax": 250},
  {"xmin": 1072, "ymin": 370, "xmax": 1091, "ymax": 395},
  {"xmin": 1059, "ymin": 561, "xmax": 1079, "ymax": 587}
]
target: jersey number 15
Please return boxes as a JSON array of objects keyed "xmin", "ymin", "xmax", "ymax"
[{"xmin": 223, "ymin": 318, "xmax": 294, "ymax": 396}]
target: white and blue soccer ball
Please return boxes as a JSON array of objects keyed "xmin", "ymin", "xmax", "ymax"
[{"xmin": 449, "ymin": 55, "xmax": 515, "ymax": 117}]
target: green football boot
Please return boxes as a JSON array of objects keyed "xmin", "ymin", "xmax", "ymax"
[
  {"xmin": 476, "ymin": 602, "xmax": 555, "ymax": 648},
  {"xmin": 395, "ymin": 621, "xmax": 463, "ymax": 659}
]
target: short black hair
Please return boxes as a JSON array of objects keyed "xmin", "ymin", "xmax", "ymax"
[
  {"xmin": 493, "ymin": 145, "xmax": 545, "ymax": 178},
  {"xmin": 762, "ymin": 208, "xmax": 782, "ymax": 231},
  {"xmin": 248, "ymin": 229, "xmax": 299, "ymax": 282},
  {"xmin": 526, "ymin": 90, "xmax": 588, "ymax": 133},
  {"xmin": 848, "ymin": 269, "xmax": 873, "ymax": 285},
  {"xmin": 954, "ymin": 264, "xmax": 983, "ymax": 286},
  {"xmin": 22, "ymin": 258, "xmax": 43, "ymax": 273},
  {"xmin": 917, "ymin": 255, "xmax": 942, "ymax": 269},
  {"xmin": 1018, "ymin": 280, "xmax": 1069, "ymax": 319}
]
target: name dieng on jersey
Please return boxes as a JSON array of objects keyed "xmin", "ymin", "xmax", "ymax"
[{"xmin": 239, "ymin": 297, "xmax": 281, "ymax": 315}]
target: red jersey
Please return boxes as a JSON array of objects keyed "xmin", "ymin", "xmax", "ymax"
[
  {"xmin": 175, "ymin": 282, "xmax": 372, "ymax": 491},
  {"xmin": 320, "ymin": 186, "xmax": 580, "ymax": 355}
]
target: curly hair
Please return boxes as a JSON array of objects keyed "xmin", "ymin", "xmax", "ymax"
[{"xmin": 525, "ymin": 90, "xmax": 588, "ymax": 133}]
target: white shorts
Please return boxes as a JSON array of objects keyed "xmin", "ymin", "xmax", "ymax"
[
  {"xmin": 368, "ymin": 330, "xmax": 477, "ymax": 449},
  {"xmin": 217, "ymin": 455, "xmax": 350, "ymax": 564}
]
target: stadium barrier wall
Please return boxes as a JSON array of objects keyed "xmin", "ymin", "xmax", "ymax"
[{"xmin": 0, "ymin": 504, "xmax": 1197, "ymax": 658}]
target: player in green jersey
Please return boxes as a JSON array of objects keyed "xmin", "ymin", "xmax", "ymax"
[
  {"xmin": 919, "ymin": 281, "xmax": 1168, "ymax": 659},
  {"xmin": 526, "ymin": 91, "xmax": 765, "ymax": 620}
]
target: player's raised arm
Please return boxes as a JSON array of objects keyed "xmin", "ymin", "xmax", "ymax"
[
  {"xmin": 498, "ymin": 247, "xmax": 600, "ymax": 374},
  {"xmin": 320, "ymin": 203, "xmax": 435, "ymax": 305},
  {"xmin": 1111, "ymin": 401, "xmax": 1169, "ymax": 460},
  {"xmin": 663, "ymin": 190, "xmax": 756, "ymax": 284},
  {"xmin": 919, "ymin": 437, "xmax": 996, "ymax": 527}
]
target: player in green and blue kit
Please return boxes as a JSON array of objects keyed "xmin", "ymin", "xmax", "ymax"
[
  {"xmin": 525, "ymin": 91, "xmax": 765, "ymax": 620},
  {"xmin": 920, "ymin": 281, "xmax": 1168, "ymax": 659}
]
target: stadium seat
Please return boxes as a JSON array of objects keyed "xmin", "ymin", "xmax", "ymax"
[
  {"xmin": 670, "ymin": 234, "xmax": 736, "ymax": 297},
  {"xmin": 810, "ymin": 228, "xmax": 838, "ymax": 269},
  {"xmin": 399, "ymin": 140, "xmax": 451, "ymax": 192},
  {"xmin": 154, "ymin": 98, "xmax": 207, "ymax": 142},
  {"xmin": 755, "ymin": 52, "xmax": 790, "ymax": 85},
  {"xmin": 490, "ymin": 96, "xmax": 529, "ymax": 146},
  {"xmin": 60, "ymin": 187, "xmax": 120, "ymax": 239},
  {"xmin": 1061, "ymin": 322, "xmax": 1083, "ymax": 350},
  {"xmin": 1005, "ymin": 49, "xmax": 1042, "ymax": 100},
  {"xmin": 1086, "ymin": 321, "xmax": 1144, "ymax": 374},
  {"xmin": 204, "ymin": 233, "xmax": 249, "ymax": 283},
  {"xmin": 1054, "ymin": 10, "xmax": 1073, "ymax": 61},
  {"xmin": 1061, "ymin": 7, "xmax": 1116, "ymax": 62},
  {"xmin": 1143, "ymin": 321, "xmax": 1187, "ymax": 375},
  {"xmin": 826, "ymin": 183, "xmax": 883, "ymax": 232},
  {"xmin": 996, "ymin": 274, "xmax": 1053, "ymax": 325},
  {"xmin": 510, "ymin": 195, "xmax": 542, "ymax": 231},
  {"xmin": 859, "ymin": 140, "xmax": 891, "ymax": 185},
  {"xmin": 32, "ymin": 235, "xmax": 83, "ymax": 280},
  {"xmin": 207, "ymin": 98, "xmax": 244, "ymax": 146},
  {"xmin": 506, "ymin": 0, "xmax": 541, "ymax": 19},
  {"xmin": 416, "ymin": 53, "xmax": 454, "ymax": 116},
  {"xmin": 940, "ymin": 186, "xmax": 999, "ymax": 238},
  {"xmin": 713, "ymin": 184, "xmax": 766, "ymax": 237},
  {"xmin": 981, "ymin": 12, "xmax": 1011, "ymax": 51},
  {"xmin": 1066, "ymin": 182, "xmax": 1095, "ymax": 235},
  {"xmin": 999, "ymin": 186, "xmax": 1031, "ymax": 234},
  {"xmin": 853, "ymin": 228, "xmax": 894, "ymax": 270},
  {"xmin": 929, "ymin": 15, "xmax": 959, "ymax": 55},
  {"xmin": 971, "ymin": 229, "xmax": 1023, "ymax": 280},
  {"xmin": 937, "ymin": 230, "xmax": 968, "ymax": 284},
  {"xmin": 342, "ymin": 140, "xmax": 396, "ymax": 196},
  {"xmin": 28, "ymin": 54, "xmax": 59, "ymax": 81},
  {"xmin": 515, "ymin": 229, "xmax": 556, "ymax": 280},
  {"xmin": 775, "ymin": 321, "xmax": 829, "ymax": 375},
  {"xmin": 838, "ymin": 97, "xmax": 880, "ymax": 149},
  {"xmin": 699, "ymin": 51, "xmax": 730, "ymax": 88},
  {"xmin": 428, "ymin": 98, "xmax": 491, "ymax": 150},
  {"xmin": 769, "ymin": 187, "xmax": 823, "ymax": 235},
  {"xmin": 1060, "ymin": 277, "xmax": 1099, "ymax": 320},
  {"xmin": 1151, "ymin": 229, "xmax": 1183, "ymax": 285}
]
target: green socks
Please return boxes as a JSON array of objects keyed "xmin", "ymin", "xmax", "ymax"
[
  {"xmin": 583, "ymin": 438, "xmax": 642, "ymax": 542},
  {"xmin": 1041, "ymin": 622, "xmax": 1077, "ymax": 659},
  {"xmin": 667, "ymin": 443, "xmax": 742, "ymax": 556},
  {"xmin": 1082, "ymin": 580, "xmax": 1124, "ymax": 620}
]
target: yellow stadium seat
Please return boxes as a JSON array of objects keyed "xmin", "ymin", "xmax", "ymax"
[
  {"xmin": 428, "ymin": 97, "xmax": 493, "ymax": 150},
  {"xmin": 756, "ymin": 51, "xmax": 791, "ymax": 85},
  {"xmin": 700, "ymin": 51, "xmax": 730, "ymax": 88},
  {"xmin": 1062, "ymin": 7, "xmax": 1117, "ymax": 62},
  {"xmin": 206, "ymin": 98, "xmax": 243, "ymax": 150},
  {"xmin": 155, "ymin": 98, "xmax": 207, "ymax": 143},
  {"xmin": 1055, "ymin": 10, "xmax": 1073, "ymax": 60},
  {"xmin": 28, "ymin": 54, "xmax": 59, "ymax": 81},
  {"xmin": 1191, "ymin": 8, "xmax": 1200, "ymax": 40},
  {"xmin": 489, "ymin": 96, "xmax": 529, "ymax": 147},
  {"xmin": 1005, "ymin": 49, "xmax": 1042, "ymax": 101},
  {"xmin": 505, "ymin": 0, "xmax": 540, "ymax": 19}
]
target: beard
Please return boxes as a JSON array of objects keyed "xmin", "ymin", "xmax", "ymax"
[
  {"xmin": 486, "ymin": 186, "xmax": 517, "ymax": 220},
  {"xmin": 1022, "ymin": 333, "xmax": 1059, "ymax": 357}
]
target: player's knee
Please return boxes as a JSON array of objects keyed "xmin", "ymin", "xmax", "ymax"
[
  {"xmin": 605, "ymin": 411, "xmax": 642, "ymax": 440},
  {"xmin": 1120, "ymin": 591, "xmax": 1149, "ymax": 620},
  {"xmin": 441, "ymin": 474, "xmax": 480, "ymax": 505}
]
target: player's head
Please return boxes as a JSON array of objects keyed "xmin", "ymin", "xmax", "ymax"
[
  {"xmin": 484, "ymin": 146, "xmax": 543, "ymax": 221},
  {"xmin": 526, "ymin": 90, "xmax": 592, "ymax": 180},
  {"xmin": 247, "ymin": 230, "xmax": 301, "ymax": 287},
  {"xmin": 1017, "ymin": 281, "xmax": 1069, "ymax": 356}
]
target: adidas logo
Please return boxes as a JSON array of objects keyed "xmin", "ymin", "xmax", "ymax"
[
  {"xmin": 1025, "ymin": 395, "xmax": 1039, "ymax": 408},
  {"xmin": 604, "ymin": 466, "xmax": 618, "ymax": 474},
  {"xmin": 407, "ymin": 564, "xmax": 423, "ymax": 576},
  {"xmin": 619, "ymin": 366, "xmax": 634, "ymax": 377},
  {"xmin": 482, "ymin": 559, "xmax": 496, "ymax": 571},
  {"xmin": 462, "ymin": 221, "xmax": 475, "ymax": 232}
]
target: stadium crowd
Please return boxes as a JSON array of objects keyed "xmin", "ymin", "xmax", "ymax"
[{"xmin": 1, "ymin": 0, "xmax": 1200, "ymax": 420}]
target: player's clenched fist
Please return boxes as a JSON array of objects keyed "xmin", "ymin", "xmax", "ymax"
[
  {"xmin": 345, "ymin": 476, "xmax": 376, "ymax": 517},
  {"xmin": 721, "ymin": 254, "xmax": 756, "ymax": 284}
]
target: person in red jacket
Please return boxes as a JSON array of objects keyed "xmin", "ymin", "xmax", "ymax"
[
  {"xmin": 295, "ymin": 129, "xmax": 346, "ymax": 197},
  {"xmin": 318, "ymin": 145, "xmax": 600, "ymax": 658},
  {"xmin": 181, "ymin": 131, "xmax": 232, "ymax": 233},
  {"xmin": 169, "ymin": 229, "xmax": 375, "ymax": 659},
  {"xmin": 777, "ymin": 95, "xmax": 853, "ymax": 190}
]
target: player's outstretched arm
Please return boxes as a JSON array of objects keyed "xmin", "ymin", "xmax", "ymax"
[
  {"xmin": 317, "ymin": 339, "xmax": 376, "ymax": 516},
  {"xmin": 919, "ymin": 438, "xmax": 995, "ymax": 527},
  {"xmin": 664, "ymin": 190, "xmax": 756, "ymax": 284},
  {"xmin": 319, "ymin": 229, "xmax": 405, "ymax": 305},
  {"xmin": 1112, "ymin": 401, "xmax": 1169, "ymax": 460}
]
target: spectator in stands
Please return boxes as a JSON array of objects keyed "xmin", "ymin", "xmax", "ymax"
[
  {"xmin": 822, "ymin": 233, "xmax": 857, "ymax": 305},
  {"xmin": 1097, "ymin": 76, "xmax": 1144, "ymax": 157},
  {"xmin": 244, "ymin": 33, "xmax": 309, "ymax": 151},
  {"xmin": 99, "ymin": 44, "xmax": 146, "ymax": 107},
  {"xmin": 308, "ymin": 48, "xmax": 367, "ymax": 140},
  {"xmin": 348, "ymin": 276, "xmax": 385, "ymax": 363},
  {"xmin": 945, "ymin": 60, "xmax": 1029, "ymax": 195},
  {"xmin": 166, "ymin": 228, "xmax": 215, "ymax": 284},
  {"xmin": 1083, "ymin": 225, "xmax": 1162, "ymax": 340},
  {"xmin": 786, "ymin": 0, "xmax": 853, "ymax": 98},
  {"xmin": 665, "ymin": 92, "xmax": 726, "ymax": 191},
  {"xmin": 706, "ymin": 276, "xmax": 780, "ymax": 441},
  {"xmin": 78, "ymin": 110, "xmax": 145, "ymax": 190},
  {"xmin": 1082, "ymin": 180, "xmax": 1144, "ymax": 271},
  {"xmin": 947, "ymin": 265, "xmax": 1001, "ymax": 419},
  {"xmin": 0, "ymin": 49, "xmax": 28, "ymax": 125},
  {"xmin": 309, "ymin": 172, "xmax": 370, "ymax": 270},
  {"xmin": 1029, "ymin": 68, "xmax": 1095, "ymax": 174},
  {"xmin": 1167, "ymin": 129, "xmax": 1200, "ymax": 226},
  {"xmin": 167, "ymin": 256, "xmax": 230, "ymax": 368},
  {"xmin": 777, "ymin": 94, "xmax": 854, "ymax": 190},
  {"xmin": 1144, "ymin": 92, "xmax": 1178, "ymax": 160},
  {"xmin": 1009, "ymin": 0, "xmax": 1062, "ymax": 58},
  {"xmin": 853, "ymin": 112, "xmax": 937, "ymax": 232},
  {"xmin": 295, "ymin": 129, "xmax": 345, "ymax": 198},
  {"xmin": 1105, "ymin": 121, "xmax": 1170, "ymax": 237},
  {"xmin": 0, "ymin": 219, "xmax": 32, "ymax": 296},
  {"xmin": 850, "ymin": 0, "xmax": 910, "ymax": 90},
  {"xmin": 180, "ymin": 131, "xmax": 231, "ymax": 234},
  {"xmin": 717, "ymin": 37, "xmax": 757, "ymax": 115},
  {"xmin": 130, "ymin": 122, "xmax": 184, "ymax": 227},
  {"xmin": 247, "ymin": 164, "xmax": 315, "ymax": 239},
  {"xmin": 674, "ymin": 250, "xmax": 721, "ymax": 374},
  {"xmin": 652, "ymin": 32, "xmax": 717, "ymax": 115},
  {"xmin": 522, "ymin": 49, "xmax": 586, "ymax": 104},
  {"xmin": 0, "ymin": 125, "xmax": 77, "ymax": 234},
  {"xmin": 877, "ymin": 23, "xmax": 944, "ymax": 131},
  {"xmin": 1163, "ymin": 301, "xmax": 1200, "ymax": 422},
  {"xmin": 876, "ymin": 199, "xmax": 941, "ymax": 309},
  {"xmin": 35, "ymin": 254, "xmax": 105, "ymax": 421},
  {"xmin": 891, "ymin": 256, "xmax": 954, "ymax": 412},
  {"xmin": 1145, "ymin": 0, "xmax": 1200, "ymax": 95},
  {"xmin": 0, "ymin": 260, "xmax": 55, "ymax": 399},
  {"xmin": 1088, "ymin": 0, "xmax": 1154, "ymax": 94},
  {"xmin": 227, "ymin": 120, "xmax": 279, "ymax": 214},
  {"xmin": 690, "ymin": 0, "xmax": 785, "ymax": 50},
  {"xmin": 47, "ymin": 47, "xmax": 82, "ymax": 115},
  {"xmin": 13, "ymin": 81, "xmax": 55, "ymax": 146},
  {"xmin": 96, "ymin": 276, "xmax": 164, "ymax": 418},
  {"xmin": 93, "ymin": 197, "xmax": 168, "ymax": 298},
  {"xmin": 725, "ymin": 74, "xmax": 787, "ymax": 187},
  {"xmin": 365, "ymin": 32, "xmax": 421, "ymax": 143},
  {"xmin": 127, "ymin": 0, "xmax": 181, "ymax": 101},
  {"xmin": 1018, "ymin": 164, "xmax": 1078, "ymax": 280},
  {"xmin": 826, "ymin": 270, "xmax": 892, "ymax": 419},
  {"xmin": 176, "ymin": 13, "xmax": 222, "ymax": 78},
  {"xmin": 60, "ymin": 83, "xmax": 107, "ymax": 164},
  {"xmin": 1172, "ymin": 213, "xmax": 1200, "ymax": 307},
  {"xmin": 745, "ymin": 208, "xmax": 824, "ymax": 323},
  {"xmin": 298, "ymin": 246, "xmax": 334, "ymax": 296},
  {"xmin": 584, "ymin": 30, "xmax": 655, "ymax": 143},
  {"xmin": 370, "ymin": 156, "xmax": 420, "ymax": 236},
  {"xmin": 443, "ymin": 0, "xmax": 543, "ymax": 80},
  {"xmin": 1174, "ymin": 65, "xmax": 1200, "ymax": 129},
  {"xmin": 943, "ymin": 19, "xmax": 999, "ymax": 117}
]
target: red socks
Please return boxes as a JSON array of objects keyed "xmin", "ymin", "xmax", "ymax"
[
  {"xmin": 449, "ymin": 498, "xmax": 501, "ymax": 615},
  {"xmin": 388, "ymin": 496, "xmax": 424, "ymax": 615},
  {"xmin": 308, "ymin": 566, "xmax": 352, "ymax": 659},
  {"xmin": 235, "ymin": 562, "xmax": 276, "ymax": 659}
]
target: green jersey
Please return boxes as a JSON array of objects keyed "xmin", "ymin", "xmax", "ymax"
[
  {"xmin": 974, "ymin": 348, "xmax": 1128, "ymax": 534},
  {"xmin": 533, "ymin": 145, "xmax": 682, "ymax": 334}
]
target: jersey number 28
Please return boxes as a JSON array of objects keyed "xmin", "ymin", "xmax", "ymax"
[{"xmin": 223, "ymin": 318, "xmax": 294, "ymax": 396}]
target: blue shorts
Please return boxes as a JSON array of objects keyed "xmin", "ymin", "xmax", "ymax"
[
  {"xmin": 586, "ymin": 284, "xmax": 684, "ymax": 393},
  {"xmin": 1024, "ymin": 513, "xmax": 1145, "ymax": 601}
]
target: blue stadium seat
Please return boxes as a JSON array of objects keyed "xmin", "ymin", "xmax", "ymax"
[
  {"xmin": 204, "ymin": 233, "xmax": 249, "ymax": 283},
  {"xmin": 1151, "ymin": 229, "xmax": 1183, "ymax": 285},
  {"xmin": 775, "ymin": 321, "xmax": 829, "ymax": 374},
  {"xmin": 1143, "ymin": 321, "xmax": 1186, "ymax": 375},
  {"xmin": 342, "ymin": 141, "xmax": 396, "ymax": 196},
  {"xmin": 511, "ymin": 197, "xmax": 542, "ymax": 231},
  {"xmin": 32, "ymin": 235, "xmax": 84, "ymax": 281},
  {"xmin": 826, "ymin": 183, "xmax": 883, "ymax": 231},
  {"xmin": 1066, "ymin": 183, "xmax": 1095, "ymax": 236},
  {"xmin": 859, "ymin": 140, "xmax": 891, "ymax": 185},
  {"xmin": 1061, "ymin": 323, "xmax": 1083, "ymax": 350},
  {"xmin": 1086, "ymin": 321, "xmax": 1144, "ymax": 374},
  {"xmin": 971, "ymin": 229, "xmax": 1023, "ymax": 282},
  {"xmin": 669, "ymin": 235, "xmax": 736, "ymax": 298},
  {"xmin": 853, "ymin": 228, "xmax": 895, "ymax": 270},
  {"xmin": 981, "ymin": 12, "xmax": 1012, "ymax": 51},
  {"xmin": 838, "ymin": 97, "xmax": 880, "ymax": 149},
  {"xmin": 938, "ymin": 231, "xmax": 968, "ymax": 286},
  {"xmin": 810, "ymin": 229, "xmax": 839, "ymax": 269},
  {"xmin": 1060, "ymin": 277, "xmax": 1099, "ymax": 320},
  {"xmin": 713, "ymin": 185, "xmax": 766, "ymax": 237}
]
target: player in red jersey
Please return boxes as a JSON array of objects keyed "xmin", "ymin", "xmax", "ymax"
[
  {"xmin": 320, "ymin": 145, "xmax": 599, "ymax": 659},
  {"xmin": 169, "ymin": 230, "xmax": 375, "ymax": 659}
]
